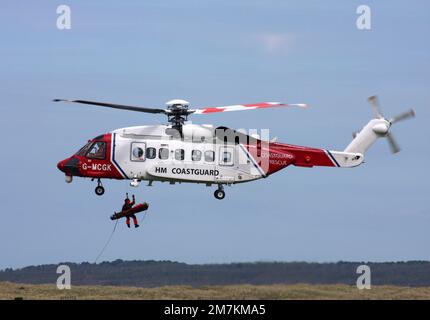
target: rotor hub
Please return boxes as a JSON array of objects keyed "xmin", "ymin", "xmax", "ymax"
[
  {"xmin": 165, "ymin": 99, "xmax": 192, "ymax": 130},
  {"xmin": 165, "ymin": 99, "xmax": 190, "ymax": 108}
]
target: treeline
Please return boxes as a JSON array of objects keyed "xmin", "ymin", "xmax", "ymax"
[{"xmin": 1, "ymin": 260, "xmax": 429, "ymax": 287}]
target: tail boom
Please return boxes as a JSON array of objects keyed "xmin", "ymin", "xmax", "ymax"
[
  {"xmin": 344, "ymin": 119, "xmax": 386, "ymax": 154},
  {"xmin": 244, "ymin": 142, "xmax": 364, "ymax": 177},
  {"xmin": 268, "ymin": 143, "xmax": 363, "ymax": 171}
]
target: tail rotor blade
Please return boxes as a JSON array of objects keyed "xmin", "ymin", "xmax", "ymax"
[
  {"xmin": 368, "ymin": 95, "xmax": 383, "ymax": 118},
  {"xmin": 389, "ymin": 109, "xmax": 416, "ymax": 124},
  {"xmin": 386, "ymin": 132, "xmax": 401, "ymax": 154}
]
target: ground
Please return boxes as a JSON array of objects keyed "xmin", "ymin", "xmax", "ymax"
[{"xmin": 1, "ymin": 282, "xmax": 430, "ymax": 300}]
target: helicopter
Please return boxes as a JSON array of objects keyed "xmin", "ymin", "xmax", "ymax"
[{"xmin": 55, "ymin": 96, "xmax": 415, "ymax": 199}]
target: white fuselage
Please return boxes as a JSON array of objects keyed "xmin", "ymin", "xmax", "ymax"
[{"xmin": 111, "ymin": 124, "xmax": 264, "ymax": 185}]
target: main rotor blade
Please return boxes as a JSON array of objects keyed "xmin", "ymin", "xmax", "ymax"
[
  {"xmin": 386, "ymin": 132, "xmax": 401, "ymax": 154},
  {"xmin": 368, "ymin": 95, "xmax": 383, "ymax": 118},
  {"xmin": 191, "ymin": 102, "xmax": 308, "ymax": 115},
  {"xmin": 389, "ymin": 109, "xmax": 416, "ymax": 124},
  {"xmin": 53, "ymin": 99, "xmax": 167, "ymax": 114}
]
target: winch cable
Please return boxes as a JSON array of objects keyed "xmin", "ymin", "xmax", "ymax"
[
  {"xmin": 95, "ymin": 180, "xmax": 147, "ymax": 263},
  {"xmin": 139, "ymin": 210, "xmax": 148, "ymax": 225},
  {"xmin": 94, "ymin": 219, "xmax": 119, "ymax": 264}
]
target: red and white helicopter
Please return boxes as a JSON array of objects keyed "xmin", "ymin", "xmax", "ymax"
[{"xmin": 55, "ymin": 96, "xmax": 414, "ymax": 199}]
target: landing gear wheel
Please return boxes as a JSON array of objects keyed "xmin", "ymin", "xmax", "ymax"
[
  {"xmin": 95, "ymin": 185, "xmax": 105, "ymax": 196},
  {"xmin": 214, "ymin": 189, "xmax": 225, "ymax": 200}
]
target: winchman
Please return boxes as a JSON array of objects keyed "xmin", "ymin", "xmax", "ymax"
[{"xmin": 122, "ymin": 194, "xmax": 139, "ymax": 228}]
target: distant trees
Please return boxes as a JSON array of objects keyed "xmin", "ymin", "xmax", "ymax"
[{"xmin": 0, "ymin": 261, "xmax": 429, "ymax": 287}]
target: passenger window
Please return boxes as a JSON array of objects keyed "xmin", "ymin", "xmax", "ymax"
[
  {"xmin": 146, "ymin": 147, "xmax": 156, "ymax": 159},
  {"xmin": 132, "ymin": 147, "xmax": 144, "ymax": 160},
  {"xmin": 221, "ymin": 151, "xmax": 232, "ymax": 163},
  {"xmin": 204, "ymin": 150, "xmax": 215, "ymax": 162},
  {"xmin": 219, "ymin": 147, "xmax": 234, "ymax": 166},
  {"xmin": 86, "ymin": 142, "xmax": 106, "ymax": 159},
  {"xmin": 131, "ymin": 142, "xmax": 146, "ymax": 161},
  {"xmin": 159, "ymin": 148, "xmax": 169, "ymax": 160},
  {"xmin": 175, "ymin": 149, "xmax": 185, "ymax": 161},
  {"xmin": 192, "ymin": 150, "xmax": 202, "ymax": 161}
]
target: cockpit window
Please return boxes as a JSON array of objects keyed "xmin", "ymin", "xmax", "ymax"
[
  {"xmin": 76, "ymin": 141, "xmax": 92, "ymax": 156},
  {"xmin": 86, "ymin": 141, "xmax": 106, "ymax": 159}
]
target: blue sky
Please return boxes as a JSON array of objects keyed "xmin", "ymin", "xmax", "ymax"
[{"xmin": 0, "ymin": 1, "xmax": 429, "ymax": 269}]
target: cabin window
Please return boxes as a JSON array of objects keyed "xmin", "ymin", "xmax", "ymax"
[
  {"xmin": 146, "ymin": 147, "xmax": 156, "ymax": 159},
  {"xmin": 204, "ymin": 150, "xmax": 215, "ymax": 162},
  {"xmin": 175, "ymin": 149, "xmax": 185, "ymax": 161},
  {"xmin": 192, "ymin": 150, "xmax": 202, "ymax": 161},
  {"xmin": 159, "ymin": 147, "xmax": 169, "ymax": 160},
  {"xmin": 221, "ymin": 151, "xmax": 232, "ymax": 163},
  {"xmin": 133, "ymin": 147, "xmax": 144, "ymax": 159},
  {"xmin": 130, "ymin": 142, "xmax": 146, "ymax": 161},
  {"xmin": 86, "ymin": 142, "xmax": 106, "ymax": 159},
  {"xmin": 219, "ymin": 146, "xmax": 234, "ymax": 166}
]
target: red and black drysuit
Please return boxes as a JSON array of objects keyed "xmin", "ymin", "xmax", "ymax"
[{"xmin": 122, "ymin": 198, "xmax": 138, "ymax": 228}]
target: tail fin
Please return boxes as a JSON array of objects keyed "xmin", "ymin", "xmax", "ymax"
[
  {"xmin": 344, "ymin": 118, "xmax": 387, "ymax": 154},
  {"xmin": 344, "ymin": 96, "xmax": 415, "ymax": 155}
]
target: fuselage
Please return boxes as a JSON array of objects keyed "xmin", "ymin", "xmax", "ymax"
[
  {"xmin": 58, "ymin": 124, "xmax": 264, "ymax": 185},
  {"xmin": 57, "ymin": 124, "xmax": 361, "ymax": 186}
]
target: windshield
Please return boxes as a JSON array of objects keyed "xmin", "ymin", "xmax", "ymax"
[
  {"xmin": 76, "ymin": 141, "xmax": 92, "ymax": 156},
  {"xmin": 86, "ymin": 141, "xmax": 106, "ymax": 159}
]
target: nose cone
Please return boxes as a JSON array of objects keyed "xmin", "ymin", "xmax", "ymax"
[
  {"xmin": 57, "ymin": 156, "xmax": 80, "ymax": 176},
  {"xmin": 57, "ymin": 159, "xmax": 66, "ymax": 172}
]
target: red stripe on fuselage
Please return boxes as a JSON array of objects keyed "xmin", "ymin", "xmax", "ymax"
[{"xmin": 243, "ymin": 141, "xmax": 336, "ymax": 176}]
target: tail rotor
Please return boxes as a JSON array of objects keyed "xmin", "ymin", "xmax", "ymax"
[
  {"xmin": 367, "ymin": 95, "xmax": 415, "ymax": 154},
  {"xmin": 389, "ymin": 109, "xmax": 416, "ymax": 124},
  {"xmin": 368, "ymin": 95, "xmax": 383, "ymax": 119},
  {"xmin": 345, "ymin": 95, "xmax": 415, "ymax": 155}
]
